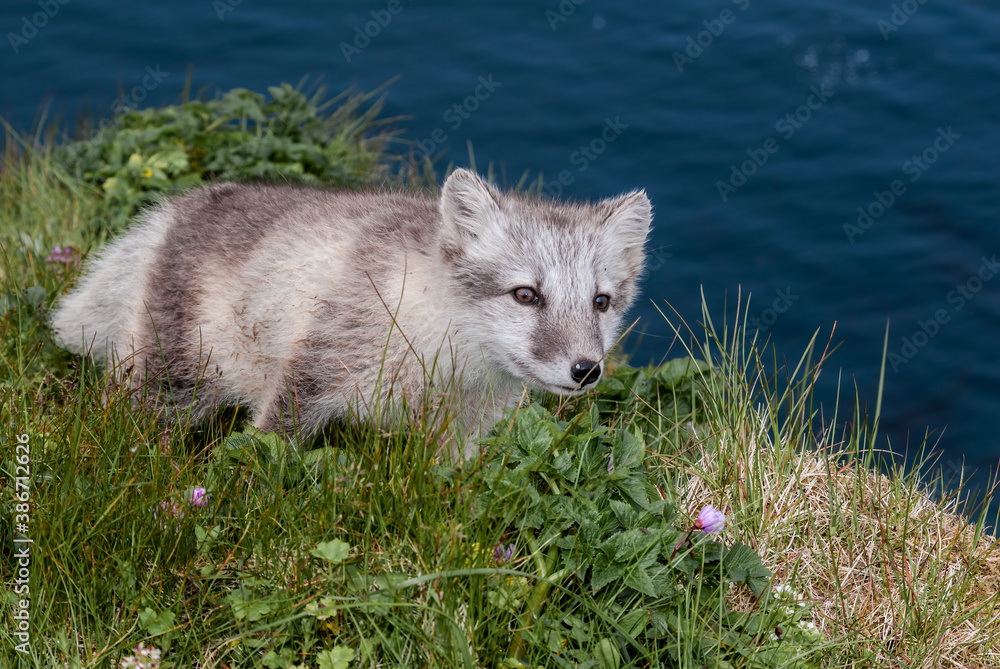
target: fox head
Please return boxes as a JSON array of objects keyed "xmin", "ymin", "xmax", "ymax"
[{"xmin": 439, "ymin": 168, "xmax": 651, "ymax": 395}]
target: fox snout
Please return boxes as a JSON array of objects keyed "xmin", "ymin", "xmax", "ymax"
[{"xmin": 571, "ymin": 359, "xmax": 602, "ymax": 387}]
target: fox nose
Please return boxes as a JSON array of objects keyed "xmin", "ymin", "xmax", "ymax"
[{"xmin": 571, "ymin": 359, "xmax": 602, "ymax": 387}]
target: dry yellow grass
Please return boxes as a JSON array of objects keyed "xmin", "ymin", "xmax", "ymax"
[{"xmin": 679, "ymin": 411, "xmax": 1000, "ymax": 668}]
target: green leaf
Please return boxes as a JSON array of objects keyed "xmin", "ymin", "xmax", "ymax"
[
  {"xmin": 317, "ymin": 646, "xmax": 354, "ymax": 669},
  {"xmin": 724, "ymin": 542, "xmax": 772, "ymax": 597},
  {"xmin": 619, "ymin": 608, "xmax": 648, "ymax": 637},
  {"xmin": 623, "ymin": 566, "xmax": 658, "ymax": 597},
  {"xmin": 500, "ymin": 659, "xmax": 531, "ymax": 668},
  {"xmin": 653, "ymin": 357, "xmax": 712, "ymax": 384},
  {"xmin": 311, "ymin": 539, "xmax": 351, "ymax": 563},
  {"xmin": 226, "ymin": 590, "xmax": 275, "ymax": 622},
  {"xmin": 302, "ymin": 446, "xmax": 338, "ymax": 469},
  {"xmin": 608, "ymin": 499, "xmax": 638, "ymax": 528},
  {"xmin": 195, "ymin": 524, "xmax": 221, "ymax": 554},
  {"xmin": 138, "ymin": 608, "xmax": 176, "ymax": 636},
  {"xmin": 590, "ymin": 552, "xmax": 627, "ymax": 592},
  {"xmin": 262, "ymin": 648, "xmax": 295, "ymax": 668},
  {"xmin": 615, "ymin": 475, "xmax": 652, "ymax": 510},
  {"xmin": 594, "ymin": 638, "xmax": 622, "ymax": 669},
  {"xmin": 486, "ymin": 584, "xmax": 522, "ymax": 614},
  {"xmin": 374, "ymin": 572, "xmax": 410, "ymax": 590},
  {"xmin": 23, "ymin": 285, "xmax": 47, "ymax": 306},
  {"xmin": 613, "ymin": 430, "xmax": 645, "ymax": 470}
]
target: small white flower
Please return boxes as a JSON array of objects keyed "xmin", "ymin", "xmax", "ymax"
[
  {"xmin": 119, "ymin": 643, "xmax": 160, "ymax": 669},
  {"xmin": 773, "ymin": 584, "xmax": 793, "ymax": 596}
]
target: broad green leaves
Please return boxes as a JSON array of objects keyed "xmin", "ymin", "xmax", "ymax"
[
  {"xmin": 471, "ymin": 362, "xmax": 823, "ymax": 667},
  {"xmin": 52, "ymin": 83, "xmax": 390, "ymax": 233},
  {"xmin": 311, "ymin": 539, "xmax": 351, "ymax": 563}
]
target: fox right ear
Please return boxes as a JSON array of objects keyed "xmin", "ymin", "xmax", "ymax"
[
  {"xmin": 599, "ymin": 190, "xmax": 652, "ymax": 277},
  {"xmin": 600, "ymin": 190, "xmax": 652, "ymax": 245},
  {"xmin": 440, "ymin": 169, "xmax": 505, "ymax": 243}
]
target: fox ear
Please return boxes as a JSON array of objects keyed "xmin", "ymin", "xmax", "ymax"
[
  {"xmin": 600, "ymin": 190, "xmax": 652, "ymax": 274},
  {"xmin": 440, "ymin": 168, "xmax": 504, "ymax": 242},
  {"xmin": 601, "ymin": 190, "xmax": 651, "ymax": 247}
]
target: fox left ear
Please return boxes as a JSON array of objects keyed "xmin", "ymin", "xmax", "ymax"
[
  {"xmin": 600, "ymin": 190, "xmax": 652, "ymax": 258},
  {"xmin": 440, "ymin": 168, "xmax": 505, "ymax": 244}
]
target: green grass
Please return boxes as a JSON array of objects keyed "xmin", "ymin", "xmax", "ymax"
[{"xmin": 1, "ymin": 86, "xmax": 998, "ymax": 668}]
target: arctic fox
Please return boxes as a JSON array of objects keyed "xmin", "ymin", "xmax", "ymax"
[{"xmin": 51, "ymin": 169, "xmax": 651, "ymax": 455}]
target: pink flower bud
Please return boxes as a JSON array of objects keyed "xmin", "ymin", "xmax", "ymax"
[
  {"xmin": 695, "ymin": 505, "xmax": 726, "ymax": 533},
  {"xmin": 189, "ymin": 487, "xmax": 208, "ymax": 507}
]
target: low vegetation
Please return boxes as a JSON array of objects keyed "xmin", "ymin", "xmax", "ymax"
[{"xmin": 1, "ymin": 83, "xmax": 997, "ymax": 668}]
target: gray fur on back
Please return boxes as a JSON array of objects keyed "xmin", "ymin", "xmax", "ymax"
[{"xmin": 50, "ymin": 169, "xmax": 652, "ymax": 455}]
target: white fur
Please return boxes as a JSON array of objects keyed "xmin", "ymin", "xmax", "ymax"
[{"xmin": 50, "ymin": 170, "xmax": 652, "ymax": 456}]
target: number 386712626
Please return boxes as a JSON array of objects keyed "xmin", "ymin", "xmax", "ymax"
[{"xmin": 15, "ymin": 432, "xmax": 30, "ymax": 516}]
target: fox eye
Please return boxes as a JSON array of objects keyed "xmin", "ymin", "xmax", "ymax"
[
  {"xmin": 594, "ymin": 295, "xmax": 611, "ymax": 311},
  {"xmin": 512, "ymin": 287, "xmax": 539, "ymax": 305}
]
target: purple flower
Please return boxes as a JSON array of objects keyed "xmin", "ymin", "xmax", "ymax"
[
  {"xmin": 695, "ymin": 505, "xmax": 726, "ymax": 533},
  {"xmin": 46, "ymin": 246, "xmax": 80, "ymax": 266},
  {"xmin": 493, "ymin": 543, "xmax": 514, "ymax": 564},
  {"xmin": 154, "ymin": 500, "xmax": 184, "ymax": 523},
  {"xmin": 189, "ymin": 487, "xmax": 208, "ymax": 507}
]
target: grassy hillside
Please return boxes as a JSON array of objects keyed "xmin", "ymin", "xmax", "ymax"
[{"xmin": 1, "ymin": 84, "xmax": 997, "ymax": 668}]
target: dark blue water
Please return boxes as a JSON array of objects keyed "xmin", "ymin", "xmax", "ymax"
[{"xmin": 3, "ymin": 1, "xmax": 999, "ymax": 509}]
